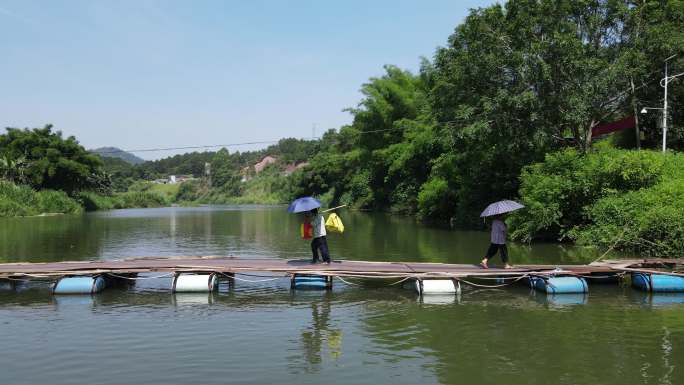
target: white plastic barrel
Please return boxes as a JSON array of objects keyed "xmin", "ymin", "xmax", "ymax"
[{"xmin": 172, "ymin": 273, "xmax": 218, "ymax": 292}]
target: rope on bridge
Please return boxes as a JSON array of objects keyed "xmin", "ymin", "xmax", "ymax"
[
  {"xmin": 106, "ymin": 272, "xmax": 175, "ymax": 280},
  {"xmin": 458, "ymin": 274, "xmax": 530, "ymax": 288},
  {"xmin": 215, "ymin": 271, "xmax": 282, "ymax": 283},
  {"xmin": 334, "ymin": 276, "xmax": 363, "ymax": 286}
]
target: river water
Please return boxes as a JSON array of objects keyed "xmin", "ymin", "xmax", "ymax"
[{"xmin": 0, "ymin": 206, "xmax": 682, "ymax": 385}]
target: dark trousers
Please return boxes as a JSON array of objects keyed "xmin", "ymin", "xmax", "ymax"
[
  {"xmin": 311, "ymin": 236, "xmax": 331, "ymax": 263},
  {"xmin": 484, "ymin": 243, "xmax": 508, "ymax": 264}
]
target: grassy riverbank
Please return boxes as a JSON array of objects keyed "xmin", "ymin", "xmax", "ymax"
[
  {"xmin": 0, "ymin": 181, "xmax": 83, "ymax": 216},
  {"xmin": 141, "ymin": 168, "xmax": 292, "ymax": 206},
  {"xmin": 0, "ymin": 180, "xmax": 169, "ymax": 217},
  {"xmin": 0, "ymin": 177, "xmax": 287, "ymax": 218},
  {"xmin": 77, "ymin": 191, "xmax": 169, "ymax": 211}
]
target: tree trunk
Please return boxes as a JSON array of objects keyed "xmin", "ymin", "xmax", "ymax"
[{"xmin": 583, "ymin": 119, "xmax": 596, "ymax": 153}]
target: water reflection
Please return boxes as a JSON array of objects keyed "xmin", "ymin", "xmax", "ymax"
[
  {"xmin": 285, "ymin": 291, "xmax": 345, "ymax": 374},
  {"xmin": 359, "ymin": 288, "xmax": 684, "ymax": 385},
  {"xmin": 631, "ymin": 291, "xmax": 684, "ymax": 307},
  {"xmin": 0, "ymin": 281, "xmax": 683, "ymax": 385},
  {"xmin": 419, "ymin": 293, "xmax": 461, "ymax": 305},
  {"xmin": 53, "ymin": 294, "xmax": 98, "ymax": 308},
  {"xmin": 660, "ymin": 327, "xmax": 675, "ymax": 385},
  {"xmin": 0, "ymin": 279, "xmax": 16, "ymax": 291},
  {"xmin": 172, "ymin": 292, "xmax": 216, "ymax": 306},
  {"xmin": 0, "ymin": 215, "xmax": 104, "ymax": 262},
  {"xmin": 532, "ymin": 291, "xmax": 589, "ymax": 307},
  {"xmin": 0, "ymin": 206, "xmax": 621, "ymax": 264},
  {"xmin": 2, "ymin": 206, "xmax": 684, "ymax": 385}
]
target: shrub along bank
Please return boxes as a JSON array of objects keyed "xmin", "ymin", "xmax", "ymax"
[
  {"xmin": 76, "ymin": 191, "xmax": 169, "ymax": 211},
  {"xmin": 510, "ymin": 148, "xmax": 684, "ymax": 257},
  {"xmin": 0, "ymin": 180, "xmax": 82, "ymax": 216}
]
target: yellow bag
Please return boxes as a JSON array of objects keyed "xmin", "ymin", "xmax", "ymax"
[{"xmin": 325, "ymin": 213, "xmax": 345, "ymax": 233}]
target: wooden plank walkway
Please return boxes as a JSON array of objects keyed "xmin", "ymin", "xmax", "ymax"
[{"xmin": 0, "ymin": 256, "xmax": 648, "ymax": 280}]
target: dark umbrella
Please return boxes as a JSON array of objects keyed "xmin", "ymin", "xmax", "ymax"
[
  {"xmin": 287, "ymin": 196, "xmax": 322, "ymax": 213},
  {"xmin": 480, "ymin": 200, "xmax": 524, "ymax": 217}
]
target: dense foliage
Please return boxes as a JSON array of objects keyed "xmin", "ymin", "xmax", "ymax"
[
  {"xmin": 0, "ymin": 125, "xmax": 109, "ymax": 194},
  {"xmin": 288, "ymin": 0, "xmax": 683, "ymax": 228},
  {"xmin": 510, "ymin": 148, "xmax": 684, "ymax": 256},
  {"xmin": 0, "ymin": 125, "xmax": 170, "ymax": 216},
  {"xmin": 0, "ymin": 180, "xmax": 82, "ymax": 216},
  {"xmin": 77, "ymin": 191, "xmax": 169, "ymax": 211},
  {"xmin": 100, "ymin": 138, "xmax": 319, "ymax": 192},
  {"xmin": 97, "ymin": 1, "xmax": 682, "ymax": 224},
  {"xmin": 576, "ymin": 179, "xmax": 684, "ymax": 257},
  {"xmin": 3, "ymin": 0, "xmax": 683, "ymax": 257}
]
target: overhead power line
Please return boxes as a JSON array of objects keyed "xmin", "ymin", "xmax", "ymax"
[
  {"xmin": 95, "ymin": 140, "xmax": 284, "ymax": 154},
  {"xmin": 94, "ymin": 127, "xmax": 407, "ymax": 155}
]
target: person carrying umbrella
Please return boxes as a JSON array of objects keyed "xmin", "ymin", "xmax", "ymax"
[
  {"xmin": 288, "ymin": 197, "xmax": 331, "ymax": 264},
  {"xmin": 479, "ymin": 200, "xmax": 523, "ymax": 269},
  {"xmin": 306, "ymin": 208, "xmax": 331, "ymax": 264}
]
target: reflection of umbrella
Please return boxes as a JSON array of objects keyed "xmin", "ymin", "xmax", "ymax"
[
  {"xmin": 288, "ymin": 197, "xmax": 322, "ymax": 213},
  {"xmin": 480, "ymin": 200, "xmax": 524, "ymax": 217}
]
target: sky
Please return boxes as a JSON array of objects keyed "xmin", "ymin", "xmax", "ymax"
[{"xmin": 1, "ymin": 0, "xmax": 492, "ymax": 160}]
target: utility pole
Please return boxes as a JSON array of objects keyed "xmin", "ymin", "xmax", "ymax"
[
  {"xmin": 662, "ymin": 54, "xmax": 677, "ymax": 152},
  {"xmin": 204, "ymin": 162, "xmax": 211, "ymax": 188},
  {"xmin": 630, "ymin": 77, "xmax": 641, "ymax": 150}
]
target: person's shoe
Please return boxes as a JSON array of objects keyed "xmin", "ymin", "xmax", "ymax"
[
  {"xmin": 311, "ymin": 259, "xmax": 320, "ymax": 264},
  {"xmin": 479, "ymin": 260, "xmax": 488, "ymax": 269},
  {"xmin": 504, "ymin": 264, "xmax": 514, "ymax": 269}
]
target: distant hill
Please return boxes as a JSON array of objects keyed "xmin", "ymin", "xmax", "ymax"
[{"xmin": 90, "ymin": 147, "xmax": 145, "ymax": 165}]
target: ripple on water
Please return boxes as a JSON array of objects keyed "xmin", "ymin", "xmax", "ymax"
[{"xmin": 2, "ymin": 207, "xmax": 684, "ymax": 385}]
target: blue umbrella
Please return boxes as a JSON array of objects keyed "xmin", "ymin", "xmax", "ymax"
[
  {"xmin": 287, "ymin": 197, "xmax": 322, "ymax": 213},
  {"xmin": 480, "ymin": 200, "xmax": 524, "ymax": 217}
]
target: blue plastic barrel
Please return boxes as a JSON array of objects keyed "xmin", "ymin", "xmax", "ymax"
[
  {"xmin": 631, "ymin": 273, "xmax": 684, "ymax": 292},
  {"xmin": 532, "ymin": 276, "xmax": 588, "ymax": 294},
  {"xmin": 53, "ymin": 276, "xmax": 106, "ymax": 294},
  {"xmin": 292, "ymin": 275, "xmax": 330, "ymax": 290}
]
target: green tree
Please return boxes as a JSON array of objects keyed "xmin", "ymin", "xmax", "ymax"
[
  {"xmin": 99, "ymin": 156, "xmax": 140, "ymax": 192},
  {"xmin": 0, "ymin": 153, "xmax": 28, "ymax": 184},
  {"xmin": 270, "ymin": 138, "xmax": 319, "ymax": 164},
  {"xmin": 337, "ymin": 65, "xmax": 432, "ymax": 210},
  {"xmin": 211, "ymin": 148, "xmax": 242, "ymax": 195},
  {"xmin": 623, "ymin": 0, "xmax": 684, "ymax": 149},
  {"xmin": 0, "ymin": 125, "xmax": 109, "ymax": 194},
  {"xmin": 419, "ymin": 0, "xmax": 684, "ymax": 224}
]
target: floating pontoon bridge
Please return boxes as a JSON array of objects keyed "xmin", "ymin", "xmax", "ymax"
[{"xmin": 0, "ymin": 257, "xmax": 683, "ymax": 295}]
